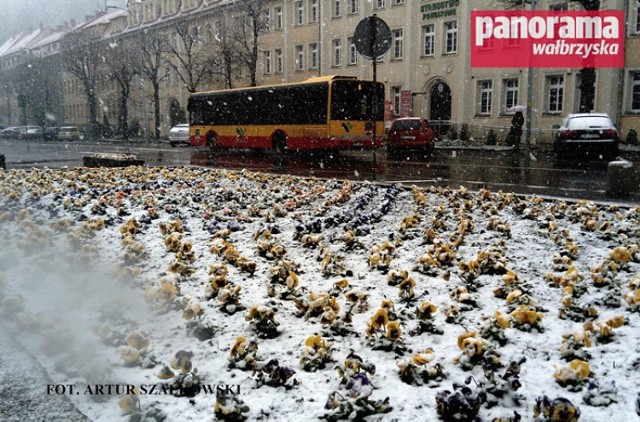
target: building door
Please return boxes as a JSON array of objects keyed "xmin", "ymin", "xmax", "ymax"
[{"xmin": 429, "ymin": 82, "xmax": 451, "ymax": 137}]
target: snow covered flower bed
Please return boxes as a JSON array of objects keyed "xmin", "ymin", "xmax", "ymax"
[{"xmin": 0, "ymin": 166, "xmax": 639, "ymax": 421}]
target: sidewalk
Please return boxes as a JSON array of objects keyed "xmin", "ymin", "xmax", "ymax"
[
  {"xmin": 435, "ymin": 138, "xmax": 640, "ymax": 156},
  {"xmin": 0, "ymin": 324, "xmax": 88, "ymax": 421}
]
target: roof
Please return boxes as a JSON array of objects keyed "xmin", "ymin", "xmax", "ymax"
[
  {"xmin": 28, "ymin": 30, "xmax": 65, "ymax": 57},
  {"xmin": 0, "ymin": 1, "xmax": 236, "ymax": 62},
  {"xmin": 0, "ymin": 28, "xmax": 52, "ymax": 57},
  {"xmin": 72, "ymin": 9, "xmax": 127, "ymax": 32}
]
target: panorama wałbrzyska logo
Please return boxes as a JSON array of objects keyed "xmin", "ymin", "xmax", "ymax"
[{"xmin": 471, "ymin": 10, "xmax": 624, "ymax": 68}]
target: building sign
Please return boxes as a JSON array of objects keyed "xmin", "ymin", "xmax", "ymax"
[
  {"xmin": 401, "ymin": 91, "xmax": 412, "ymax": 117},
  {"xmin": 421, "ymin": 0, "xmax": 459, "ymax": 21},
  {"xmin": 471, "ymin": 11, "xmax": 624, "ymax": 68},
  {"xmin": 384, "ymin": 99, "xmax": 394, "ymax": 125}
]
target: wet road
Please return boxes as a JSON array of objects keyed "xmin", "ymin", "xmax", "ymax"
[{"xmin": 1, "ymin": 138, "xmax": 638, "ymax": 204}]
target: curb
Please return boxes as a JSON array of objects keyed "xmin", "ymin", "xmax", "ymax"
[
  {"xmin": 435, "ymin": 145, "xmax": 514, "ymax": 152},
  {"xmin": 83, "ymin": 153, "xmax": 145, "ymax": 168}
]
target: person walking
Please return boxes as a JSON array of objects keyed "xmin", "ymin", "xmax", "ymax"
[{"xmin": 510, "ymin": 111, "xmax": 524, "ymax": 151}]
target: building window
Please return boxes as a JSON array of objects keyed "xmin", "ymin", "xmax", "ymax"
[
  {"xmin": 263, "ymin": 50, "xmax": 271, "ymax": 74},
  {"xmin": 575, "ymin": 73, "xmax": 595, "ymax": 113},
  {"xmin": 503, "ymin": 78, "xmax": 519, "ymax": 112},
  {"xmin": 478, "ymin": 80, "xmax": 493, "ymax": 115},
  {"xmin": 444, "ymin": 21, "xmax": 457, "ymax": 54},
  {"xmin": 348, "ymin": 0, "xmax": 359, "ymax": 14},
  {"xmin": 547, "ymin": 75, "xmax": 564, "ymax": 113},
  {"xmin": 295, "ymin": 1, "xmax": 304, "ymax": 26},
  {"xmin": 275, "ymin": 48, "xmax": 283, "ymax": 73},
  {"xmin": 392, "ymin": 29, "xmax": 403, "ymax": 60},
  {"xmin": 636, "ymin": 2, "xmax": 640, "ymax": 34},
  {"xmin": 392, "ymin": 0, "xmax": 405, "ymax": 4},
  {"xmin": 309, "ymin": 43, "xmax": 319, "ymax": 69},
  {"xmin": 375, "ymin": 0, "xmax": 385, "ymax": 9},
  {"xmin": 631, "ymin": 72, "xmax": 640, "ymax": 111},
  {"xmin": 348, "ymin": 37, "xmax": 358, "ymax": 65},
  {"xmin": 274, "ymin": 6, "xmax": 283, "ymax": 29},
  {"xmin": 332, "ymin": 39, "xmax": 342, "ymax": 67},
  {"xmin": 264, "ymin": 8, "xmax": 270, "ymax": 32},
  {"xmin": 391, "ymin": 86, "xmax": 401, "ymax": 116},
  {"xmin": 549, "ymin": 2, "xmax": 568, "ymax": 11},
  {"xmin": 295, "ymin": 45, "xmax": 304, "ymax": 71},
  {"xmin": 309, "ymin": 0, "xmax": 318, "ymax": 23},
  {"xmin": 333, "ymin": 0, "xmax": 341, "ymax": 18},
  {"xmin": 422, "ymin": 24, "xmax": 435, "ymax": 57}
]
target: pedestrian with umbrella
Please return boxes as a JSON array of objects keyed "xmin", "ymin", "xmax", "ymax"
[{"xmin": 507, "ymin": 105, "xmax": 526, "ymax": 151}]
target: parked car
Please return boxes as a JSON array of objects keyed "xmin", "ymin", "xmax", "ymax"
[
  {"xmin": 43, "ymin": 127, "xmax": 60, "ymax": 141},
  {"xmin": 57, "ymin": 126, "xmax": 82, "ymax": 141},
  {"xmin": 554, "ymin": 113, "xmax": 619, "ymax": 159},
  {"xmin": 0, "ymin": 126, "xmax": 21, "ymax": 138},
  {"xmin": 168, "ymin": 123, "xmax": 190, "ymax": 147},
  {"xmin": 21, "ymin": 125, "xmax": 42, "ymax": 139},
  {"xmin": 386, "ymin": 117, "xmax": 436, "ymax": 153}
]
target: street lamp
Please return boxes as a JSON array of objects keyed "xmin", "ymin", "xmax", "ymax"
[{"xmin": 524, "ymin": 0, "xmax": 537, "ymax": 154}]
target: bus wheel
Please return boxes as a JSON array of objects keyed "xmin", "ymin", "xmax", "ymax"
[
  {"xmin": 206, "ymin": 133, "xmax": 217, "ymax": 151},
  {"xmin": 273, "ymin": 133, "xmax": 287, "ymax": 155}
]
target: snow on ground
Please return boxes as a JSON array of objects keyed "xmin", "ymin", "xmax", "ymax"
[{"xmin": 0, "ymin": 165, "xmax": 639, "ymax": 421}]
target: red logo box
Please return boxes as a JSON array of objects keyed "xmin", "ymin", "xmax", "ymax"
[{"xmin": 471, "ymin": 10, "xmax": 624, "ymax": 68}]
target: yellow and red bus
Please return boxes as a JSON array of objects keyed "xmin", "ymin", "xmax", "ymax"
[{"xmin": 187, "ymin": 75, "xmax": 384, "ymax": 152}]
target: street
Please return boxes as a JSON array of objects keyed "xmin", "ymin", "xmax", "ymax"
[{"xmin": 1, "ymin": 138, "xmax": 638, "ymax": 204}]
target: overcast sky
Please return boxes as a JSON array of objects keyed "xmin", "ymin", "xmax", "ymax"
[{"xmin": 0, "ymin": 0, "xmax": 127, "ymax": 42}]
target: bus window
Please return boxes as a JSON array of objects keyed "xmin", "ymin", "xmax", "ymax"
[{"xmin": 331, "ymin": 80, "xmax": 384, "ymax": 121}]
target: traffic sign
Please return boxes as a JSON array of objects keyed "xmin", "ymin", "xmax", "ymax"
[{"xmin": 354, "ymin": 16, "xmax": 391, "ymax": 61}]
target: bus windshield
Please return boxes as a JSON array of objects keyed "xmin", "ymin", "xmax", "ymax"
[{"xmin": 331, "ymin": 80, "xmax": 384, "ymax": 121}]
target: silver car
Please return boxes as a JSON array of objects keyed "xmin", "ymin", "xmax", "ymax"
[
  {"xmin": 554, "ymin": 113, "xmax": 619, "ymax": 159},
  {"xmin": 20, "ymin": 125, "xmax": 42, "ymax": 140},
  {"xmin": 58, "ymin": 126, "xmax": 82, "ymax": 141},
  {"xmin": 168, "ymin": 124, "xmax": 190, "ymax": 147}
]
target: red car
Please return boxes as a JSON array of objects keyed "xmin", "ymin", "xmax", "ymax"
[{"xmin": 386, "ymin": 117, "xmax": 435, "ymax": 153}]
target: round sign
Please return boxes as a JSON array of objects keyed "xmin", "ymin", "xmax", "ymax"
[{"xmin": 354, "ymin": 16, "xmax": 391, "ymax": 61}]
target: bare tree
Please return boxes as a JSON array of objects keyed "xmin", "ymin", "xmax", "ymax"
[
  {"xmin": 210, "ymin": 15, "xmax": 240, "ymax": 89},
  {"xmin": 5, "ymin": 66, "xmax": 30, "ymax": 127},
  {"xmin": 230, "ymin": 0, "xmax": 269, "ymax": 87},
  {"xmin": 0, "ymin": 69, "xmax": 18, "ymax": 125},
  {"xmin": 5, "ymin": 54, "xmax": 61, "ymax": 130},
  {"xmin": 167, "ymin": 20, "xmax": 215, "ymax": 93},
  {"xmin": 138, "ymin": 30, "xmax": 169, "ymax": 139},
  {"xmin": 61, "ymin": 30, "xmax": 102, "ymax": 138},
  {"xmin": 14, "ymin": 55, "xmax": 64, "ymax": 129},
  {"xmin": 499, "ymin": 0, "xmax": 600, "ymax": 112},
  {"xmin": 102, "ymin": 38, "xmax": 139, "ymax": 141}
]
